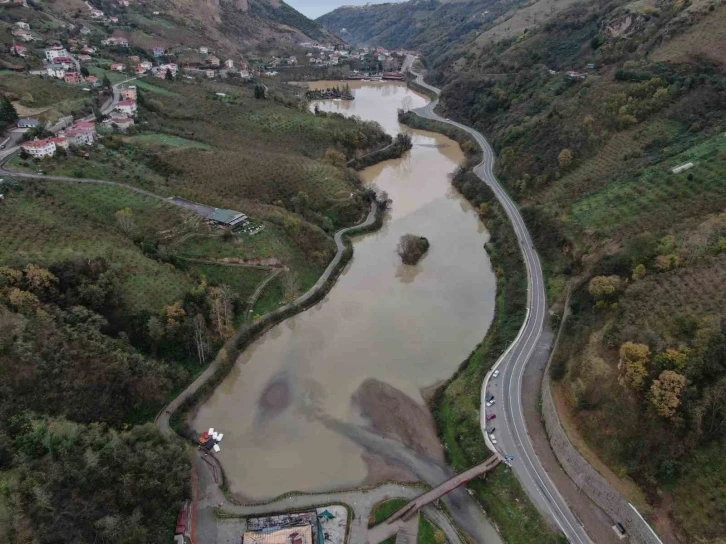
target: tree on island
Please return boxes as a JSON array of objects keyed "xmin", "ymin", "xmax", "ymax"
[{"xmin": 397, "ymin": 234, "xmax": 430, "ymax": 265}]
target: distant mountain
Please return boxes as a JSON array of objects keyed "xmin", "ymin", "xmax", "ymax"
[{"xmin": 40, "ymin": 0, "xmax": 341, "ymax": 57}]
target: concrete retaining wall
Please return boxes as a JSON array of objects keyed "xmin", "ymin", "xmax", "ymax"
[{"xmin": 541, "ymin": 378, "xmax": 662, "ymax": 544}]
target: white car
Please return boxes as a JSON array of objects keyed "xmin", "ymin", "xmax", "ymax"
[
  {"xmin": 491, "ymin": 436, "xmax": 497, "ymax": 444},
  {"xmin": 486, "ymin": 400, "xmax": 495, "ymax": 407},
  {"xmin": 492, "ymin": 369, "xmax": 500, "ymax": 378}
]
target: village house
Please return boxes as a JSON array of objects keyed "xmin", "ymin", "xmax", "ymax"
[
  {"xmin": 199, "ymin": 45, "xmax": 209, "ymax": 54},
  {"xmin": 102, "ymin": 36, "xmax": 129, "ymax": 47},
  {"xmin": 15, "ymin": 21, "xmax": 30, "ymax": 30},
  {"xmin": 10, "ymin": 44, "xmax": 27, "ymax": 57},
  {"xmin": 63, "ymin": 121, "xmax": 96, "ymax": 146},
  {"xmin": 53, "ymin": 56, "xmax": 74, "ymax": 69},
  {"xmin": 86, "ymin": 75, "xmax": 100, "ymax": 86},
  {"xmin": 78, "ymin": 54, "xmax": 93, "ymax": 62},
  {"xmin": 110, "ymin": 63, "xmax": 125, "ymax": 72},
  {"xmin": 206, "ymin": 55, "xmax": 220, "ymax": 66},
  {"xmin": 119, "ymin": 85, "xmax": 137, "ymax": 100},
  {"xmin": 128, "ymin": 55, "xmax": 140, "ymax": 63},
  {"xmin": 115, "ymin": 99, "xmax": 137, "ymax": 115},
  {"xmin": 45, "ymin": 45, "xmax": 69, "ymax": 61},
  {"xmin": 109, "ymin": 16, "xmax": 119, "ymax": 23},
  {"xmin": 12, "ymin": 27, "xmax": 33, "ymax": 41},
  {"xmin": 102, "ymin": 113, "xmax": 134, "ymax": 131},
  {"xmin": 205, "ymin": 69, "xmax": 216, "ymax": 78},
  {"xmin": 152, "ymin": 46, "xmax": 165, "ymax": 57},
  {"xmin": 17, "ymin": 117, "xmax": 40, "ymax": 129},
  {"xmin": 46, "ymin": 64, "xmax": 67, "ymax": 79},
  {"xmin": 239, "ymin": 68, "xmax": 251, "ymax": 79},
  {"xmin": 21, "ymin": 138, "xmax": 56, "ymax": 158},
  {"xmin": 81, "ymin": 45, "xmax": 96, "ymax": 54},
  {"xmin": 48, "ymin": 135, "xmax": 69, "ymax": 149},
  {"xmin": 287, "ymin": 55, "xmax": 298, "ymax": 65},
  {"xmin": 153, "ymin": 63, "xmax": 178, "ymax": 78},
  {"xmin": 224, "ymin": 59, "xmax": 234, "ymax": 69},
  {"xmin": 64, "ymin": 72, "xmax": 83, "ymax": 84}
]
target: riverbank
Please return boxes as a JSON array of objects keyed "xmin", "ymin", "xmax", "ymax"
[
  {"xmin": 398, "ymin": 115, "xmax": 566, "ymax": 544},
  {"xmin": 158, "ymin": 198, "xmax": 385, "ymax": 444}
]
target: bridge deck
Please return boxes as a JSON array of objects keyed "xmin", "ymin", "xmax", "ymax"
[{"xmin": 388, "ymin": 456, "xmax": 501, "ymax": 524}]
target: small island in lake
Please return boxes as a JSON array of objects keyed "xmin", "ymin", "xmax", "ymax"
[
  {"xmin": 397, "ymin": 234, "xmax": 430, "ymax": 265},
  {"xmin": 306, "ymin": 84, "xmax": 354, "ymax": 101}
]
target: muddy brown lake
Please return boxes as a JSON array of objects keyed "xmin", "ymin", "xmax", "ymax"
[{"xmin": 193, "ymin": 80, "xmax": 497, "ymax": 500}]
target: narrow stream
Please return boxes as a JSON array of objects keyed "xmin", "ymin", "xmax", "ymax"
[{"xmin": 193, "ymin": 81, "xmax": 497, "ymax": 503}]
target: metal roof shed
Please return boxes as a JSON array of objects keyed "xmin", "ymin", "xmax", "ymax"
[{"xmin": 208, "ymin": 208, "xmax": 248, "ymax": 227}]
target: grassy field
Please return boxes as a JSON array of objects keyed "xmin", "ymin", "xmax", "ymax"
[
  {"xmin": 0, "ymin": 181, "xmax": 193, "ymax": 313},
  {"xmin": 568, "ymin": 133, "xmax": 726, "ymax": 239},
  {"xmin": 368, "ymin": 498, "xmax": 408, "ymax": 527},
  {"xmin": 125, "ymin": 132, "xmax": 211, "ymax": 149},
  {"xmin": 0, "ymin": 71, "xmax": 91, "ymax": 120}
]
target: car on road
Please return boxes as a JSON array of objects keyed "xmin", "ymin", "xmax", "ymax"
[
  {"xmin": 491, "ymin": 436, "xmax": 497, "ymax": 445},
  {"xmin": 486, "ymin": 414, "xmax": 496, "ymax": 421},
  {"xmin": 487, "ymin": 428, "xmax": 495, "ymax": 434},
  {"xmin": 486, "ymin": 394, "xmax": 494, "ymax": 401},
  {"xmin": 492, "ymin": 369, "xmax": 500, "ymax": 378},
  {"xmin": 486, "ymin": 399, "xmax": 495, "ymax": 407}
]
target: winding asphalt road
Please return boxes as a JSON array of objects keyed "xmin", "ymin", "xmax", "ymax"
[{"xmin": 408, "ymin": 63, "xmax": 592, "ymax": 544}]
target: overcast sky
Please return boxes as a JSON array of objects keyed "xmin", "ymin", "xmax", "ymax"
[{"xmin": 286, "ymin": 0, "xmax": 405, "ymax": 20}]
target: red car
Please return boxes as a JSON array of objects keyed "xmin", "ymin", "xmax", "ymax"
[{"xmin": 486, "ymin": 414, "xmax": 496, "ymax": 421}]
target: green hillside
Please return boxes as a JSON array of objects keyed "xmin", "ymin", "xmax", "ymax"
[{"xmin": 326, "ymin": 0, "xmax": 726, "ymax": 541}]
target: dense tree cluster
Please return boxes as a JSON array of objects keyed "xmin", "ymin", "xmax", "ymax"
[{"xmin": 0, "ymin": 259, "xmax": 193, "ymax": 542}]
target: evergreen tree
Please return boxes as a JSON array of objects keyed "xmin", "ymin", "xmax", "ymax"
[
  {"xmin": 102, "ymin": 74, "xmax": 112, "ymax": 89},
  {"xmin": 0, "ymin": 95, "xmax": 19, "ymax": 130},
  {"xmin": 165, "ymin": 68, "xmax": 172, "ymax": 81}
]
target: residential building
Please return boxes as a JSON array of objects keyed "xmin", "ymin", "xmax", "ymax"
[
  {"xmin": 224, "ymin": 59, "xmax": 234, "ymax": 69},
  {"xmin": 64, "ymin": 72, "xmax": 82, "ymax": 84},
  {"xmin": 109, "ymin": 16, "xmax": 119, "ymax": 23},
  {"xmin": 12, "ymin": 28, "xmax": 32, "ymax": 41},
  {"xmin": 199, "ymin": 46, "xmax": 209, "ymax": 54},
  {"xmin": 15, "ymin": 21, "xmax": 30, "ymax": 30},
  {"xmin": 205, "ymin": 69, "xmax": 215, "ymax": 78},
  {"xmin": 154, "ymin": 63, "xmax": 178, "ymax": 78},
  {"xmin": 287, "ymin": 55, "xmax": 297, "ymax": 65},
  {"xmin": 46, "ymin": 64, "xmax": 66, "ymax": 79},
  {"xmin": 21, "ymin": 138, "xmax": 56, "ymax": 158},
  {"xmin": 110, "ymin": 63, "xmax": 125, "ymax": 72},
  {"xmin": 86, "ymin": 75, "xmax": 100, "ymax": 86},
  {"xmin": 102, "ymin": 36, "xmax": 129, "ymax": 47},
  {"xmin": 10, "ymin": 44, "xmax": 27, "ymax": 57},
  {"xmin": 17, "ymin": 118, "xmax": 40, "ymax": 128},
  {"xmin": 53, "ymin": 57, "xmax": 74, "ymax": 69},
  {"xmin": 128, "ymin": 55, "xmax": 140, "ymax": 63},
  {"xmin": 45, "ymin": 45, "xmax": 69, "ymax": 61},
  {"xmin": 152, "ymin": 46, "xmax": 165, "ymax": 57},
  {"xmin": 63, "ymin": 121, "xmax": 96, "ymax": 145},
  {"xmin": 115, "ymin": 99, "xmax": 137, "ymax": 115},
  {"xmin": 81, "ymin": 45, "xmax": 96, "ymax": 54},
  {"xmin": 119, "ymin": 85, "xmax": 137, "ymax": 100},
  {"xmin": 48, "ymin": 135, "xmax": 69, "ymax": 149},
  {"xmin": 207, "ymin": 55, "xmax": 220, "ymax": 66},
  {"xmin": 102, "ymin": 114, "xmax": 134, "ymax": 131},
  {"xmin": 78, "ymin": 54, "xmax": 93, "ymax": 62},
  {"xmin": 239, "ymin": 69, "xmax": 250, "ymax": 79}
]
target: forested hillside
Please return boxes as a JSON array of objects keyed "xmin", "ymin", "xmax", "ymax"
[{"xmin": 325, "ymin": 0, "xmax": 726, "ymax": 541}]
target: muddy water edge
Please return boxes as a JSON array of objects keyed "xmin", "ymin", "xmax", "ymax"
[{"xmin": 193, "ymin": 81, "xmax": 498, "ymax": 513}]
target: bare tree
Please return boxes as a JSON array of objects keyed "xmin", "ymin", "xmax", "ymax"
[
  {"xmin": 115, "ymin": 208, "xmax": 134, "ymax": 235},
  {"xmin": 282, "ymin": 270, "xmax": 300, "ymax": 303},
  {"xmin": 207, "ymin": 285, "xmax": 235, "ymax": 338},
  {"xmin": 401, "ymin": 96, "xmax": 413, "ymax": 113},
  {"xmin": 192, "ymin": 313, "xmax": 209, "ymax": 366}
]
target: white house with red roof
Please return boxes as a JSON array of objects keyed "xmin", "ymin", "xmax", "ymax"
[
  {"xmin": 63, "ymin": 121, "xmax": 96, "ymax": 146},
  {"xmin": 110, "ymin": 63, "xmax": 125, "ymax": 72},
  {"xmin": 21, "ymin": 138, "xmax": 56, "ymax": 158},
  {"xmin": 10, "ymin": 44, "xmax": 27, "ymax": 57},
  {"xmin": 115, "ymin": 99, "xmax": 137, "ymax": 115}
]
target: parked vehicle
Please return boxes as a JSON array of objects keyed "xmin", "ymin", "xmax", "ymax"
[
  {"xmin": 486, "ymin": 414, "xmax": 496, "ymax": 421},
  {"xmin": 486, "ymin": 399, "xmax": 495, "ymax": 407},
  {"xmin": 486, "ymin": 394, "xmax": 494, "ymax": 402},
  {"xmin": 492, "ymin": 369, "xmax": 500, "ymax": 378},
  {"xmin": 487, "ymin": 428, "xmax": 496, "ymax": 434}
]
